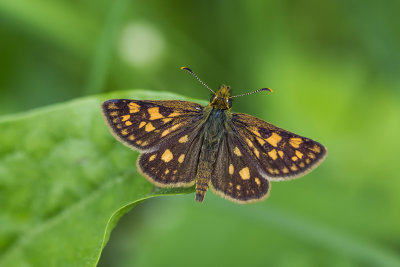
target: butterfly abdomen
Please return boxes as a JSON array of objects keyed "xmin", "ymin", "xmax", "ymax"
[{"xmin": 195, "ymin": 157, "xmax": 213, "ymax": 202}]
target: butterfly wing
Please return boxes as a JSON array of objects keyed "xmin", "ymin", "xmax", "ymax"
[
  {"xmin": 232, "ymin": 113, "xmax": 327, "ymax": 181},
  {"xmin": 102, "ymin": 99, "xmax": 203, "ymax": 152},
  {"xmin": 210, "ymin": 131, "xmax": 270, "ymax": 203},
  {"xmin": 102, "ymin": 99, "xmax": 205, "ymax": 187},
  {"xmin": 137, "ymin": 126, "xmax": 205, "ymax": 187}
]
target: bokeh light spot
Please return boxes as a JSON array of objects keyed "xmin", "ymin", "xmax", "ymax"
[{"xmin": 119, "ymin": 22, "xmax": 165, "ymax": 67}]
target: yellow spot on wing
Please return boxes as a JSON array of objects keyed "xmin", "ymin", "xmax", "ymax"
[
  {"xmin": 149, "ymin": 154, "xmax": 156, "ymax": 161},
  {"xmin": 291, "ymin": 156, "xmax": 298, "ymax": 161},
  {"xmin": 229, "ymin": 164, "xmax": 234, "ymax": 175},
  {"xmin": 161, "ymin": 123, "xmax": 181, "ymax": 137},
  {"xmin": 139, "ymin": 121, "xmax": 146, "ymax": 128},
  {"xmin": 145, "ymin": 122, "xmax": 155, "ymax": 132},
  {"xmin": 179, "ymin": 135, "xmax": 189, "ymax": 143},
  {"xmin": 239, "ymin": 167, "xmax": 250, "ymax": 180},
  {"xmin": 282, "ymin": 167, "xmax": 289, "ymax": 174},
  {"xmin": 121, "ymin": 129, "xmax": 128, "ymax": 135},
  {"xmin": 125, "ymin": 121, "xmax": 132, "ymax": 126},
  {"xmin": 278, "ymin": 150, "xmax": 284, "ymax": 158},
  {"xmin": 163, "ymin": 118, "xmax": 172, "ymax": 123},
  {"xmin": 121, "ymin": 115, "xmax": 130, "ymax": 121},
  {"xmin": 107, "ymin": 102, "xmax": 117, "ymax": 109},
  {"xmin": 295, "ymin": 150, "xmax": 304, "ymax": 159},
  {"xmin": 289, "ymin": 137, "xmax": 303, "ymax": 148},
  {"xmin": 268, "ymin": 149, "xmax": 278, "ymax": 160},
  {"xmin": 234, "ymin": 147, "xmax": 242, "ymax": 156},
  {"xmin": 236, "ymin": 185, "xmax": 241, "ymax": 190},
  {"xmin": 148, "ymin": 107, "xmax": 164, "ymax": 120},
  {"xmin": 290, "ymin": 164, "xmax": 298, "ymax": 171},
  {"xmin": 253, "ymin": 148, "xmax": 260, "ymax": 158},
  {"xmin": 110, "ymin": 111, "xmax": 118, "ymax": 116},
  {"xmin": 299, "ymin": 162, "xmax": 305, "ymax": 168},
  {"xmin": 168, "ymin": 111, "xmax": 181, "ymax": 117},
  {"xmin": 266, "ymin": 132, "xmax": 282, "ymax": 147},
  {"xmin": 245, "ymin": 138, "xmax": 254, "ymax": 148},
  {"xmin": 310, "ymin": 144, "xmax": 321, "ymax": 153},
  {"xmin": 250, "ymin": 128, "xmax": 262, "ymax": 138},
  {"xmin": 128, "ymin": 102, "xmax": 140, "ymax": 113},
  {"xmin": 141, "ymin": 141, "xmax": 149, "ymax": 146},
  {"xmin": 128, "ymin": 134, "xmax": 135, "ymax": 141},
  {"xmin": 255, "ymin": 177, "xmax": 261, "ymax": 185},
  {"xmin": 256, "ymin": 137, "xmax": 266, "ymax": 146},
  {"xmin": 161, "ymin": 149, "xmax": 173, "ymax": 162},
  {"xmin": 178, "ymin": 154, "xmax": 185, "ymax": 163},
  {"xmin": 165, "ymin": 169, "xmax": 170, "ymax": 174},
  {"xmin": 308, "ymin": 152, "xmax": 316, "ymax": 159}
]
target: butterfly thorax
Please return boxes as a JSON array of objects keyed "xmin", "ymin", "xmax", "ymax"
[{"xmin": 209, "ymin": 84, "xmax": 232, "ymax": 110}]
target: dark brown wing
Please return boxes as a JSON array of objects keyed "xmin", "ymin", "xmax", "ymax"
[
  {"xmin": 210, "ymin": 131, "xmax": 270, "ymax": 203},
  {"xmin": 232, "ymin": 113, "xmax": 327, "ymax": 181},
  {"xmin": 137, "ymin": 125, "xmax": 205, "ymax": 187},
  {"xmin": 102, "ymin": 99, "xmax": 203, "ymax": 152}
]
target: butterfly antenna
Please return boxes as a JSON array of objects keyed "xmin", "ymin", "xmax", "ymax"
[
  {"xmin": 230, "ymin": 87, "xmax": 273, "ymax": 98},
  {"xmin": 180, "ymin": 66, "xmax": 216, "ymax": 94}
]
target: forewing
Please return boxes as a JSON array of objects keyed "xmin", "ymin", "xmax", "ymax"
[
  {"xmin": 232, "ymin": 113, "xmax": 327, "ymax": 181},
  {"xmin": 210, "ymin": 132, "xmax": 270, "ymax": 203},
  {"xmin": 102, "ymin": 99, "xmax": 203, "ymax": 152},
  {"xmin": 137, "ymin": 126, "xmax": 205, "ymax": 187}
]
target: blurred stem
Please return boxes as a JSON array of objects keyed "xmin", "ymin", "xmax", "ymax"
[
  {"xmin": 84, "ymin": 0, "xmax": 130, "ymax": 95},
  {"xmin": 217, "ymin": 202, "xmax": 400, "ymax": 267}
]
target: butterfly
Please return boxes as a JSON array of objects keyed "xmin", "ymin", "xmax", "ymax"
[{"xmin": 101, "ymin": 67, "xmax": 327, "ymax": 203}]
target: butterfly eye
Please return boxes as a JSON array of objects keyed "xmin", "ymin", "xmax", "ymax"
[{"xmin": 226, "ymin": 98, "xmax": 232, "ymax": 108}]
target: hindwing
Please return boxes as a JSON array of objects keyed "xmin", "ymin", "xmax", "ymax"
[
  {"xmin": 210, "ymin": 132, "xmax": 270, "ymax": 203},
  {"xmin": 137, "ymin": 124, "xmax": 205, "ymax": 187}
]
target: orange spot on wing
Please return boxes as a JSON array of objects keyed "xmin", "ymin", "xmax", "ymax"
[
  {"xmin": 148, "ymin": 107, "xmax": 164, "ymax": 120},
  {"xmin": 266, "ymin": 133, "xmax": 282, "ymax": 147},
  {"xmin": 310, "ymin": 144, "xmax": 321, "ymax": 153},
  {"xmin": 268, "ymin": 149, "xmax": 278, "ymax": 160},
  {"xmin": 295, "ymin": 150, "xmax": 304, "ymax": 159},
  {"xmin": 289, "ymin": 137, "xmax": 303, "ymax": 148},
  {"xmin": 128, "ymin": 102, "xmax": 140, "ymax": 113},
  {"xmin": 145, "ymin": 122, "xmax": 155, "ymax": 132},
  {"xmin": 239, "ymin": 167, "xmax": 250, "ymax": 180},
  {"xmin": 139, "ymin": 121, "xmax": 146, "ymax": 128},
  {"xmin": 121, "ymin": 115, "xmax": 130, "ymax": 121},
  {"xmin": 107, "ymin": 102, "xmax": 117, "ymax": 109}
]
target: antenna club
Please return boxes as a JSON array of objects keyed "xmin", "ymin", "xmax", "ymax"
[
  {"xmin": 180, "ymin": 66, "xmax": 192, "ymax": 71},
  {"xmin": 263, "ymin": 88, "xmax": 273, "ymax": 93}
]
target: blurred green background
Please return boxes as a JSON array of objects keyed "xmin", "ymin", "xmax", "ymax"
[{"xmin": 1, "ymin": 0, "xmax": 400, "ymax": 266}]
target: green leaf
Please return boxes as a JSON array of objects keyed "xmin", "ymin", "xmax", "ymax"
[{"xmin": 0, "ymin": 90, "xmax": 201, "ymax": 267}]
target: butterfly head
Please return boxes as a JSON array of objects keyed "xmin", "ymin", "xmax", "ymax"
[{"xmin": 210, "ymin": 84, "xmax": 232, "ymax": 110}]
